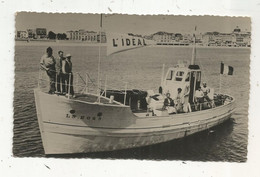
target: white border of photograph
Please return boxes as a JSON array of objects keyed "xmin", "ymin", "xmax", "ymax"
[{"xmin": 1, "ymin": 0, "xmax": 260, "ymax": 177}]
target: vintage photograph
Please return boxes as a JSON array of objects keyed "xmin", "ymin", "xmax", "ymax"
[{"xmin": 14, "ymin": 12, "xmax": 250, "ymax": 161}]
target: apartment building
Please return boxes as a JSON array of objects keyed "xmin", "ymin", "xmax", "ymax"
[{"xmin": 66, "ymin": 30, "xmax": 106, "ymax": 43}]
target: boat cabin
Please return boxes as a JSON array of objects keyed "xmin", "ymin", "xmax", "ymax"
[{"xmin": 161, "ymin": 63, "xmax": 201, "ymax": 104}]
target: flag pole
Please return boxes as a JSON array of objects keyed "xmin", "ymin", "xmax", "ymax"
[
  {"xmin": 97, "ymin": 14, "xmax": 103, "ymax": 103},
  {"xmin": 191, "ymin": 26, "xmax": 197, "ymax": 65},
  {"xmin": 219, "ymin": 61, "xmax": 223, "ymax": 94},
  {"xmin": 160, "ymin": 64, "xmax": 165, "ymax": 87},
  {"xmin": 219, "ymin": 73, "xmax": 222, "ymax": 94}
]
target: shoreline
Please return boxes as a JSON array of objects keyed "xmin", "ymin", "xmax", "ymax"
[
  {"xmin": 15, "ymin": 40, "xmax": 107, "ymax": 47},
  {"xmin": 15, "ymin": 40, "xmax": 251, "ymax": 49},
  {"xmin": 149, "ymin": 45, "xmax": 250, "ymax": 49}
]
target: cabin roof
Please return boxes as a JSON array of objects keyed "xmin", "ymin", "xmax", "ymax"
[{"xmin": 167, "ymin": 64, "xmax": 200, "ymax": 71}]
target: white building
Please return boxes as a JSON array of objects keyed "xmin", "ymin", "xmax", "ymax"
[
  {"xmin": 16, "ymin": 31, "xmax": 28, "ymax": 38},
  {"xmin": 66, "ymin": 30, "xmax": 105, "ymax": 42}
]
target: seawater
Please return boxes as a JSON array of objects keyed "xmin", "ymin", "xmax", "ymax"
[{"xmin": 13, "ymin": 42, "xmax": 249, "ymax": 161}]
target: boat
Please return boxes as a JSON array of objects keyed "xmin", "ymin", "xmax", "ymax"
[{"xmin": 34, "ymin": 20, "xmax": 235, "ymax": 155}]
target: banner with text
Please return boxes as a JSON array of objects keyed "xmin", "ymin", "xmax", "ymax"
[{"xmin": 106, "ymin": 33, "xmax": 155, "ymax": 56}]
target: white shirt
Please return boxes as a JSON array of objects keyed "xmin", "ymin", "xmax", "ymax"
[
  {"xmin": 195, "ymin": 89, "xmax": 204, "ymax": 98},
  {"xmin": 201, "ymin": 86, "xmax": 210, "ymax": 95}
]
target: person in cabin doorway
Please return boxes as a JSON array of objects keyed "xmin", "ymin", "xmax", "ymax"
[
  {"xmin": 163, "ymin": 93, "xmax": 176, "ymax": 114},
  {"xmin": 40, "ymin": 47, "xmax": 56, "ymax": 94},
  {"xmin": 194, "ymin": 86, "xmax": 204, "ymax": 110},
  {"xmin": 62, "ymin": 53, "xmax": 75, "ymax": 98},
  {"xmin": 175, "ymin": 88, "xmax": 183, "ymax": 113},
  {"xmin": 183, "ymin": 84, "xmax": 191, "ymax": 113},
  {"xmin": 55, "ymin": 51, "xmax": 65, "ymax": 94}
]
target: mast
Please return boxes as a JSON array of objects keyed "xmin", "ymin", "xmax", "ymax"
[
  {"xmin": 97, "ymin": 14, "xmax": 103, "ymax": 102},
  {"xmin": 191, "ymin": 26, "xmax": 197, "ymax": 65}
]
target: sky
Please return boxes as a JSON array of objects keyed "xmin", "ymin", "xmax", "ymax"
[{"xmin": 15, "ymin": 12, "xmax": 251, "ymax": 35}]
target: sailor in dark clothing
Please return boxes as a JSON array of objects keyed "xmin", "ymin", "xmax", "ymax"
[
  {"xmin": 40, "ymin": 47, "xmax": 56, "ymax": 94},
  {"xmin": 62, "ymin": 53, "xmax": 75, "ymax": 97},
  {"xmin": 163, "ymin": 93, "xmax": 176, "ymax": 114},
  {"xmin": 164, "ymin": 93, "xmax": 174, "ymax": 107},
  {"xmin": 55, "ymin": 51, "xmax": 65, "ymax": 94}
]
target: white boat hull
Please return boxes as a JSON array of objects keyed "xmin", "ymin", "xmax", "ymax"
[{"xmin": 34, "ymin": 89, "xmax": 235, "ymax": 154}]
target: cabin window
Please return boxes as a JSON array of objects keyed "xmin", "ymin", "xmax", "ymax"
[
  {"xmin": 175, "ymin": 71, "xmax": 184, "ymax": 81},
  {"xmin": 166, "ymin": 70, "xmax": 174, "ymax": 80},
  {"xmin": 176, "ymin": 71, "xmax": 184, "ymax": 76},
  {"xmin": 185, "ymin": 72, "xmax": 190, "ymax": 82}
]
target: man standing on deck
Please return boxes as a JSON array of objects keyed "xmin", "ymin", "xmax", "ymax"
[
  {"xmin": 40, "ymin": 47, "xmax": 56, "ymax": 94},
  {"xmin": 183, "ymin": 84, "xmax": 191, "ymax": 113},
  {"xmin": 201, "ymin": 82, "xmax": 210, "ymax": 96},
  {"xmin": 175, "ymin": 88, "xmax": 183, "ymax": 113},
  {"xmin": 62, "ymin": 54, "xmax": 75, "ymax": 98},
  {"xmin": 55, "ymin": 51, "xmax": 65, "ymax": 94},
  {"xmin": 201, "ymin": 82, "xmax": 212, "ymax": 107},
  {"xmin": 194, "ymin": 86, "xmax": 204, "ymax": 110}
]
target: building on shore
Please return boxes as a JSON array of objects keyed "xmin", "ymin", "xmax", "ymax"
[
  {"xmin": 16, "ymin": 28, "xmax": 47, "ymax": 39},
  {"xmin": 27, "ymin": 29, "xmax": 36, "ymax": 39},
  {"xmin": 35, "ymin": 28, "xmax": 47, "ymax": 39},
  {"xmin": 202, "ymin": 27, "xmax": 251, "ymax": 47},
  {"xmin": 66, "ymin": 30, "xmax": 106, "ymax": 43},
  {"xmin": 16, "ymin": 31, "xmax": 28, "ymax": 39},
  {"xmin": 152, "ymin": 31, "xmax": 174, "ymax": 45},
  {"xmin": 97, "ymin": 31, "xmax": 106, "ymax": 43},
  {"xmin": 150, "ymin": 26, "xmax": 250, "ymax": 47},
  {"xmin": 152, "ymin": 32, "xmax": 192, "ymax": 46}
]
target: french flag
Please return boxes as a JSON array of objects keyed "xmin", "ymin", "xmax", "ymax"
[{"xmin": 220, "ymin": 62, "xmax": 234, "ymax": 75}]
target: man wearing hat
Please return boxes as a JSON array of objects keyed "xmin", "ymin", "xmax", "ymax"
[
  {"xmin": 62, "ymin": 53, "xmax": 75, "ymax": 97},
  {"xmin": 55, "ymin": 50, "xmax": 65, "ymax": 94}
]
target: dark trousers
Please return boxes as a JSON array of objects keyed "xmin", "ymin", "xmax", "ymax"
[
  {"xmin": 64, "ymin": 73, "xmax": 74, "ymax": 95},
  {"xmin": 56, "ymin": 73, "xmax": 66, "ymax": 93},
  {"xmin": 60, "ymin": 74, "xmax": 66, "ymax": 93},
  {"xmin": 56, "ymin": 73, "xmax": 61, "ymax": 92},
  {"xmin": 46, "ymin": 70, "xmax": 56, "ymax": 93}
]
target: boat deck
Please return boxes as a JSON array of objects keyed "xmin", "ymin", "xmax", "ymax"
[
  {"xmin": 54, "ymin": 92, "xmax": 122, "ymax": 105},
  {"xmin": 46, "ymin": 91, "xmax": 233, "ymax": 116}
]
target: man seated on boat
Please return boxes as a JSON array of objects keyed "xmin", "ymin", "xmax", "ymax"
[
  {"xmin": 146, "ymin": 91, "xmax": 153, "ymax": 116},
  {"xmin": 163, "ymin": 93, "xmax": 176, "ymax": 114},
  {"xmin": 146, "ymin": 90, "xmax": 164, "ymax": 116},
  {"xmin": 174, "ymin": 88, "xmax": 183, "ymax": 113},
  {"xmin": 194, "ymin": 86, "xmax": 204, "ymax": 110}
]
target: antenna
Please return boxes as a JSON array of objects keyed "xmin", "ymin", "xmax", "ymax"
[{"xmin": 191, "ymin": 26, "xmax": 197, "ymax": 65}]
